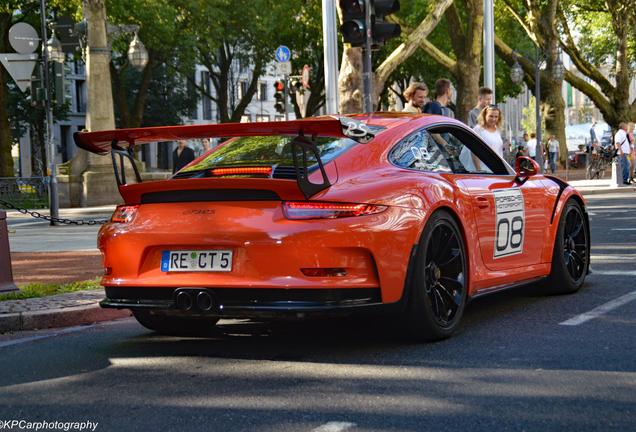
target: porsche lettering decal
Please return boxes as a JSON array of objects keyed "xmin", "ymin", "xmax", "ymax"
[{"xmin": 493, "ymin": 189, "xmax": 525, "ymax": 258}]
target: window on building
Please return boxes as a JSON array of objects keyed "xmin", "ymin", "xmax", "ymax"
[
  {"xmin": 201, "ymin": 70, "xmax": 212, "ymax": 120},
  {"xmin": 275, "ymin": 115, "xmax": 285, "ymax": 122},
  {"xmin": 238, "ymin": 81, "xmax": 248, "ymax": 100},
  {"xmin": 75, "ymin": 80, "xmax": 86, "ymax": 113},
  {"xmin": 256, "ymin": 114, "xmax": 270, "ymax": 122},
  {"xmin": 187, "ymin": 73, "xmax": 198, "ymax": 119},
  {"xmin": 257, "ymin": 82, "xmax": 267, "ymax": 101},
  {"xmin": 240, "ymin": 114, "xmax": 251, "ymax": 123}
]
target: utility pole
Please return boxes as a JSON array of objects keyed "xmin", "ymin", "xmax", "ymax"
[
  {"xmin": 39, "ymin": 0, "xmax": 59, "ymax": 225},
  {"xmin": 322, "ymin": 0, "xmax": 339, "ymax": 114},
  {"xmin": 483, "ymin": 0, "xmax": 495, "ymax": 100},
  {"xmin": 362, "ymin": 0, "xmax": 373, "ymax": 113}
]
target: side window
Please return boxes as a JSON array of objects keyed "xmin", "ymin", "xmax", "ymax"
[
  {"xmin": 389, "ymin": 129, "xmax": 453, "ymax": 173},
  {"xmin": 445, "ymin": 133, "xmax": 493, "ymax": 174},
  {"xmin": 427, "ymin": 126, "xmax": 511, "ymax": 175}
]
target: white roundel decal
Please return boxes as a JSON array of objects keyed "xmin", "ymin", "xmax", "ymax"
[{"xmin": 493, "ymin": 189, "xmax": 525, "ymax": 258}]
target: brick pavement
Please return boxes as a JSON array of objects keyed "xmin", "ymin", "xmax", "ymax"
[{"xmin": 11, "ymin": 251, "xmax": 103, "ymax": 285}]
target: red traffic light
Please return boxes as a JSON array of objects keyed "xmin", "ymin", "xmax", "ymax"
[{"xmin": 274, "ymin": 81, "xmax": 284, "ymax": 92}]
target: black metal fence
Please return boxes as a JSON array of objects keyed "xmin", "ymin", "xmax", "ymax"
[{"xmin": 0, "ymin": 177, "xmax": 49, "ymax": 209}]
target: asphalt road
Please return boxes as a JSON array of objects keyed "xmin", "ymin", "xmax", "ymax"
[{"xmin": 1, "ymin": 192, "xmax": 635, "ymax": 432}]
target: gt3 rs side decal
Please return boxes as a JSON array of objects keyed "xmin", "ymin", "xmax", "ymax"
[{"xmin": 493, "ymin": 189, "xmax": 525, "ymax": 259}]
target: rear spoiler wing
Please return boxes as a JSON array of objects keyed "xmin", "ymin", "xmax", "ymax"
[{"xmin": 73, "ymin": 116, "xmax": 376, "ymax": 199}]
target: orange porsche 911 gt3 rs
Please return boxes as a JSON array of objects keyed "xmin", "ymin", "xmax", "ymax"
[{"xmin": 74, "ymin": 113, "xmax": 590, "ymax": 341}]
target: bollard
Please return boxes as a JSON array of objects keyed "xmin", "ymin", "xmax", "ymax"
[
  {"xmin": 610, "ymin": 159, "xmax": 621, "ymax": 188},
  {"xmin": 0, "ymin": 210, "xmax": 18, "ymax": 293}
]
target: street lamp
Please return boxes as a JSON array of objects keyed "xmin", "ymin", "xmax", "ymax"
[
  {"xmin": 127, "ymin": 33, "xmax": 149, "ymax": 70},
  {"xmin": 510, "ymin": 47, "xmax": 565, "ymax": 172},
  {"xmin": 45, "ymin": 31, "xmax": 65, "ymax": 63}
]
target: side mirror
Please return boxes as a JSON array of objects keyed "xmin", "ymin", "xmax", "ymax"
[{"xmin": 515, "ymin": 156, "xmax": 539, "ymax": 179}]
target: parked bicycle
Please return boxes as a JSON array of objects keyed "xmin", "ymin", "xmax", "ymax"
[{"xmin": 586, "ymin": 144, "xmax": 617, "ymax": 179}]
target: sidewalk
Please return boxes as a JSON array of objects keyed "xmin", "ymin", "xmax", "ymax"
[{"xmin": 2, "ymin": 205, "xmax": 130, "ymax": 333}]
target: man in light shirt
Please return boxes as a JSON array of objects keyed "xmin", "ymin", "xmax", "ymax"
[
  {"xmin": 402, "ymin": 83, "xmax": 428, "ymax": 113},
  {"xmin": 614, "ymin": 122, "xmax": 631, "ymax": 185}
]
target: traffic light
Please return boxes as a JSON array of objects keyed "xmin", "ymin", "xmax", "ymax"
[
  {"xmin": 371, "ymin": 0, "xmax": 401, "ymax": 48},
  {"xmin": 339, "ymin": 0, "xmax": 366, "ymax": 47},
  {"xmin": 273, "ymin": 80, "xmax": 285, "ymax": 114},
  {"xmin": 339, "ymin": 1, "xmax": 401, "ymax": 49}
]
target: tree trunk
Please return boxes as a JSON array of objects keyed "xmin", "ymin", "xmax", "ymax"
[
  {"xmin": 0, "ymin": 12, "xmax": 14, "ymax": 177},
  {"xmin": 338, "ymin": 46, "xmax": 363, "ymax": 114},
  {"xmin": 448, "ymin": 0, "xmax": 483, "ymax": 123}
]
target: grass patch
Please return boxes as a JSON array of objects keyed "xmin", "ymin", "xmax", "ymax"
[{"xmin": 0, "ymin": 278, "xmax": 101, "ymax": 302}]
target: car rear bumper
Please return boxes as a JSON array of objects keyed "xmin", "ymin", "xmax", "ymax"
[{"xmin": 101, "ymin": 286, "xmax": 384, "ymax": 318}]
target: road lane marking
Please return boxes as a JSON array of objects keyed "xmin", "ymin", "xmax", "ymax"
[
  {"xmin": 611, "ymin": 228, "xmax": 636, "ymax": 231},
  {"xmin": 559, "ymin": 290, "xmax": 636, "ymax": 326},
  {"xmin": 313, "ymin": 422, "xmax": 357, "ymax": 432},
  {"xmin": 592, "ymin": 270, "xmax": 636, "ymax": 276}
]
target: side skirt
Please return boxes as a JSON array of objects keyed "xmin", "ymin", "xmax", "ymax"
[{"xmin": 468, "ymin": 276, "xmax": 547, "ymax": 300}]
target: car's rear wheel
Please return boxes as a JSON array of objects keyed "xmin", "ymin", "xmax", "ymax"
[
  {"xmin": 404, "ymin": 210, "xmax": 468, "ymax": 342},
  {"xmin": 543, "ymin": 199, "xmax": 589, "ymax": 294},
  {"xmin": 132, "ymin": 310, "xmax": 219, "ymax": 336}
]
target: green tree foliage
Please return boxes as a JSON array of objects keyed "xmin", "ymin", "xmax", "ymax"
[{"xmin": 174, "ymin": 0, "xmax": 306, "ymax": 123}]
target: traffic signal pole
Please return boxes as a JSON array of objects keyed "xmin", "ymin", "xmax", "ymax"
[
  {"xmin": 363, "ymin": 1, "xmax": 373, "ymax": 113},
  {"xmin": 284, "ymin": 75, "xmax": 289, "ymax": 121}
]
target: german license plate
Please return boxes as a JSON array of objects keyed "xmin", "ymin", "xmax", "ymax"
[{"xmin": 161, "ymin": 250, "xmax": 233, "ymax": 272}]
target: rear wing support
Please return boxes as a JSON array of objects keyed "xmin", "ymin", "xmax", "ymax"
[
  {"xmin": 291, "ymin": 135, "xmax": 331, "ymax": 199},
  {"xmin": 110, "ymin": 140, "xmax": 143, "ymax": 186}
]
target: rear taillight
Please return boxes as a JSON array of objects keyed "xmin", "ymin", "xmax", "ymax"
[
  {"xmin": 283, "ymin": 201, "xmax": 387, "ymax": 220},
  {"xmin": 110, "ymin": 205, "xmax": 139, "ymax": 223},
  {"xmin": 209, "ymin": 167, "xmax": 272, "ymax": 177}
]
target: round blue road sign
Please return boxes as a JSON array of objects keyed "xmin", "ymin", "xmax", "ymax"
[{"xmin": 275, "ymin": 45, "xmax": 291, "ymax": 63}]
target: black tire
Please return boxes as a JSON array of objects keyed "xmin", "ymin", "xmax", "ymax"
[
  {"xmin": 543, "ymin": 199, "xmax": 589, "ymax": 294},
  {"xmin": 404, "ymin": 210, "xmax": 468, "ymax": 342},
  {"xmin": 132, "ymin": 310, "xmax": 220, "ymax": 336}
]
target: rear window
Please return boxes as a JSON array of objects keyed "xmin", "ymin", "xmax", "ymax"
[{"xmin": 179, "ymin": 135, "xmax": 358, "ymax": 174}]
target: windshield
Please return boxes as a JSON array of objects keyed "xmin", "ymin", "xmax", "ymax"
[{"xmin": 179, "ymin": 135, "xmax": 359, "ymax": 174}]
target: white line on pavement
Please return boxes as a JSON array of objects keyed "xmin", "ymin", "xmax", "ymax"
[
  {"xmin": 611, "ymin": 228, "xmax": 636, "ymax": 231},
  {"xmin": 592, "ymin": 270, "xmax": 636, "ymax": 276},
  {"xmin": 312, "ymin": 422, "xmax": 357, "ymax": 432},
  {"xmin": 559, "ymin": 290, "xmax": 636, "ymax": 326}
]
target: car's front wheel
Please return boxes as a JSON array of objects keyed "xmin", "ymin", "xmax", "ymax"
[
  {"xmin": 404, "ymin": 210, "xmax": 468, "ymax": 342},
  {"xmin": 132, "ymin": 310, "xmax": 220, "ymax": 336},
  {"xmin": 543, "ymin": 199, "xmax": 590, "ymax": 294}
]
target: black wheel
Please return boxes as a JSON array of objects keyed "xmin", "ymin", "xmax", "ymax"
[
  {"xmin": 544, "ymin": 199, "xmax": 589, "ymax": 294},
  {"xmin": 404, "ymin": 210, "xmax": 468, "ymax": 341},
  {"xmin": 132, "ymin": 310, "xmax": 219, "ymax": 336}
]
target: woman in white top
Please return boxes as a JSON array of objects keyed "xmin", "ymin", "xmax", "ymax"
[
  {"xmin": 460, "ymin": 105, "xmax": 504, "ymax": 172},
  {"xmin": 473, "ymin": 105, "xmax": 504, "ymax": 156}
]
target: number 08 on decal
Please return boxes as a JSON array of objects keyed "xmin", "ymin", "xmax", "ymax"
[
  {"xmin": 161, "ymin": 250, "xmax": 233, "ymax": 272},
  {"xmin": 493, "ymin": 189, "xmax": 525, "ymax": 258}
]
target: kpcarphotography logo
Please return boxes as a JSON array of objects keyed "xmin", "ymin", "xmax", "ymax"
[{"xmin": 0, "ymin": 420, "xmax": 98, "ymax": 431}]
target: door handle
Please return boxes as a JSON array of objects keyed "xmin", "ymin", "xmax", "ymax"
[{"xmin": 476, "ymin": 197, "xmax": 490, "ymax": 209}]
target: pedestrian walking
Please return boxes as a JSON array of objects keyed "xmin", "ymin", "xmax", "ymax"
[
  {"xmin": 172, "ymin": 140, "xmax": 196, "ymax": 174},
  {"xmin": 628, "ymin": 122, "xmax": 635, "ymax": 183},
  {"xmin": 590, "ymin": 121, "xmax": 598, "ymax": 151},
  {"xmin": 468, "ymin": 87, "xmax": 493, "ymax": 127},
  {"xmin": 547, "ymin": 134, "xmax": 559, "ymax": 174},
  {"xmin": 526, "ymin": 133, "xmax": 543, "ymax": 165},
  {"xmin": 423, "ymin": 79, "xmax": 455, "ymax": 118},
  {"xmin": 614, "ymin": 122, "xmax": 631, "ymax": 185},
  {"xmin": 402, "ymin": 82, "xmax": 428, "ymax": 113}
]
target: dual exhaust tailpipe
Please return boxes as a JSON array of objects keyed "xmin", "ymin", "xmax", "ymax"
[{"xmin": 175, "ymin": 289, "xmax": 217, "ymax": 313}]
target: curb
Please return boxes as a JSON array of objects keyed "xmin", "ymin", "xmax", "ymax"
[
  {"xmin": 576, "ymin": 186, "xmax": 636, "ymax": 196},
  {"xmin": 0, "ymin": 304, "xmax": 132, "ymax": 333}
]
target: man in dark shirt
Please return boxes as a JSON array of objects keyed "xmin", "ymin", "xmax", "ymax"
[
  {"xmin": 172, "ymin": 140, "xmax": 196, "ymax": 173},
  {"xmin": 423, "ymin": 78, "xmax": 455, "ymax": 118}
]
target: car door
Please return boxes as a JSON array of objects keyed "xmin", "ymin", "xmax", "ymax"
[{"xmin": 428, "ymin": 124, "xmax": 551, "ymax": 272}]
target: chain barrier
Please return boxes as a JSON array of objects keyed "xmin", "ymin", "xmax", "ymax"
[{"xmin": 0, "ymin": 198, "xmax": 109, "ymax": 225}]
